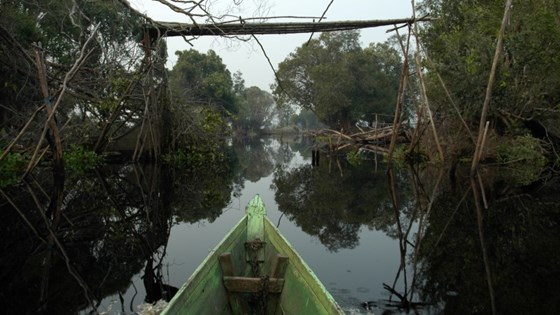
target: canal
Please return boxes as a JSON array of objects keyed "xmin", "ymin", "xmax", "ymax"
[{"xmin": 1, "ymin": 136, "xmax": 558, "ymax": 314}]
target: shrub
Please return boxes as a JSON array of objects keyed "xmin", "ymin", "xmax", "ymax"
[
  {"xmin": 0, "ymin": 152, "xmax": 26, "ymax": 187},
  {"xmin": 65, "ymin": 145, "xmax": 105, "ymax": 176},
  {"xmin": 496, "ymin": 135, "xmax": 546, "ymax": 185}
]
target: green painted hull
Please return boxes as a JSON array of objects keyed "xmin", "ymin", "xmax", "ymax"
[{"xmin": 161, "ymin": 195, "xmax": 345, "ymax": 315}]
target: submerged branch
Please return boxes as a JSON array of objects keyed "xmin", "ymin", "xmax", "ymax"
[{"xmin": 310, "ymin": 125, "xmax": 407, "ymax": 153}]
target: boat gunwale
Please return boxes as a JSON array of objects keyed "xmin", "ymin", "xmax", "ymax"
[
  {"xmin": 263, "ymin": 214, "xmax": 345, "ymax": 314},
  {"xmin": 161, "ymin": 214, "xmax": 248, "ymax": 314}
]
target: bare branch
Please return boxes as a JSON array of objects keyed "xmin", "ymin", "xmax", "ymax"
[{"xmin": 305, "ymin": 0, "xmax": 335, "ymax": 46}]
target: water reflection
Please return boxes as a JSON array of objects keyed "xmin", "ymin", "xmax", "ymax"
[
  {"xmin": 0, "ymin": 137, "xmax": 305, "ymax": 314},
  {"xmin": 231, "ymin": 136, "xmax": 303, "ymax": 183},
  {"xmin": 415, "ymin": 169, "xmax": 560, "ymax": 314},
  {"xmin": 272, "ymin": 157, "xmax": 413, "ymax": 252},
  {"xmin": 1, "ymin": 137, "xmax": 559, "ymax": 314},
  {"xmin": 0, "ymin": 158, "xmax": 235, "ymax": 314}
]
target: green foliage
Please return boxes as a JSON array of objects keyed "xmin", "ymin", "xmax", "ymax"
[
  {"xmin": 0, "ymin": 0, "xmax": 163, "ymax": 162},
  {"xmin": 0, "ymin": 0, "xmax": 142, "ymax": 63},
  {"xmin": 0, "ymin": 153, "xmax": 26, "ymax": 187},
  {"xmin": 390, "ymin": 145, "xmax": 409, "ymax": 167},
  {"xmin": 232, "ymin": 70, "xmax": 245, "ymax": 95},
  {"xmin": 0, "ymin": 2, "xmax": 43, "ymax": 46},
  {"xmin": 234, "ymin": 86, "xmax": 276, "ymax": 132},
  {"xmin": 387, "ymin": 144, "xmax": 429, "ymax": 167},
  {"xmin": 201, "ymin": 109, "xmax": 226, "ymax": 134},
  {"xmin": 277, "ymin": 103, "xmax": 296, "ymax": 128},
  {"xmin": 169, "ymin": 49, "xmax": 238, "ymax": 114},
  {"xmin": 163, "ymin": 144, "xmax": 226, "ymax": 169},
  {"xmin": 167, "ymin": 49, "xmax": 237, "ymax": 156},
  {"xmin": 421, "ymin": 0, "xmax": 560, "ymax": 158},
  {"xmin": 65, "ymin": 145, "xmax": 105, "ymax": 176},
  {"xmin": 273, "ymin": 31, "xmax": 402, "ymax": 129},
  {"xmin": 164, "ymin": 108, "xmax": 229, "ymax": 168},
  {"xmin": 496, "ymin": 135, "xmax": 546, "ymax": 185},
  {"xmin": 496, "ymin": 135, "xmax": 544, "ymax": 165},
  {"xmin": 345, "ymin": 150, "xmax": 362, "ymax": 166}
]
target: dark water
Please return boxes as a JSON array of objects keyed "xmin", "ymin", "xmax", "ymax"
[{"xmin": 1, "ymin": 136, "xmax": 559, "ymax": 314}]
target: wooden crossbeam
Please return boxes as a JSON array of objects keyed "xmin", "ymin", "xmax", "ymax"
[
  {"xmin": 147, "ymin": 17, "xmax": 431, "ymax": 38},
  {"xmin": 223, "ymin": 276, "xmax": 284, "ymax": 293}
]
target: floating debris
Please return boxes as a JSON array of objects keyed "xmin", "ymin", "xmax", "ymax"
[{"xmin": 137, "ymin": 299, "xmax": 168, "ymax": 315}]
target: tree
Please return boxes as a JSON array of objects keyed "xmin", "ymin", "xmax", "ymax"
[
  {"xmin": 0, "ymin": 0, "xmax": 171, "ymax": 167},
  {"xmin": 420, "ymin": 0, "xmax": 560, "ymax": 158},
  {"xmin": 292, "ymin": 109, "xmax": 324, "ymax": 130},
  {"xmin": 168, "ymin": 49, "xmax": 237, "ymax": 114},
  {"xmin": 354, "ymin": 42, "xmax": 402, "ymax": 123},
  {"xmin": 232, "ymin": 70, "xmax": 245, "ymax": 96},
  {"xmin": 272, "ymin": 30, "xmax": 402, "ymax": 129},
  {"xmin": 277, "ymin": 103, "xmax": 296, "ymax": 128},
  {"xmin": 166, "ymin": 49, "xmax": 238, "ymax": 164},
  {"xmin": 235, "ymin": 86, "xmax": 276, "ymax": 133}
]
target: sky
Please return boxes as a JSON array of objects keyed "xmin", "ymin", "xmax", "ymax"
[{"xmin": 130, "ymin": 0, "xmax": 414, "ymax": 91}]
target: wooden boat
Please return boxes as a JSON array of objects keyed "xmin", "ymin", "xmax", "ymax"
[{"xmin": 161, "ymin": 195, "xmax": 345, "ymax": 315}]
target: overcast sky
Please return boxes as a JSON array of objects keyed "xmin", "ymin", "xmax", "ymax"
[{"xmin": 130, "ymin": 0, "xmax": 413, "ymax": 91}]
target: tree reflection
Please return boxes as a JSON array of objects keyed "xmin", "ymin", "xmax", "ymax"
[
  {"xmin": 414, "ymin": 168, "xmax": 560, "ymax": 314},
  {"xmin": 232, "ymin": 136, "xmax": 301, "ymax": 183},
  {"xmin": 232, "ymin": 137, "xmax": 277, "ymax": 182},
  {"xmin": 0, "ymin": 159, "xmax": 236, "ymax": 314},
  {"xmin": 0, "ymin": 136, "xmax": 329, "ymax": 313},
  {"xmin": 167, "ymin": 157, "xmax": 236, "ymax": 223},
  {"xmin": 272, "ymin": 156, "xmax": 413, "ymax": 251}
]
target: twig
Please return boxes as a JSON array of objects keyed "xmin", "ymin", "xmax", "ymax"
[
  {"xmin": 387, "ymin": 167, "xmax": 407, "ymax": 297},
  {"xmin": 471, "ymin": 0, "xmax": 513, "ymax": 174},
  {"xmin": 387, "ymin": 26, "xmax": 411, "ymax": 162},
  {"xmin": 383, "ymin": 283, "xmax": 408, "ymax": 305},
  {"xmin": 24, "ymin": 181, "xmax": 97, "ymax": 311},
  {"xmin": 410, "ymin": 167, "xmax": 445, "ymax": 299},
  {"xmin": 429, "ymin": 187, "xmax": 471, "ymax": 256},
  {"xmin": 0, "ymin": 105, "xmax": 45, "ymax": 162},
  {"xmin": 470, "ymin": 178, "xmax": 497, "ymax": 315},
  {"xmin": 24, "ymin": 24, "xmax": 100, "ymax": 177},
  {"xmin": 477, "ymin": 169, "xmax": 489, "ymax": 209},
  {"xmin": 411, "ymin": 2, "xmax": 444, "ymax": 162},
  {"xmin": 0, "ymin": 188, "xmax": 47, "ymax": 244},
  {"xmin": 33, "ymin": 45, "xmax": 64, "ymax": 179},
  {"xmin": 93, "ymin": 66, "xmax": 145, "ymax": 152},
  {"xmin": 475, "ymin": 121, "xmax": 490, "ymax": 165},
  {"xmin": 305, "ymin": 0, "xmax": 335, "ymax": 45},
  {"xmin": 251, "ymin": 34, "xmax": 292, "ymax": 99}
]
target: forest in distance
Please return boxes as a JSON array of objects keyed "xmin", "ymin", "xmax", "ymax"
[
  {"xmin": 1, "ymin": 0, "xmax": 560, "ymax": 314},
  {"xmin": 0, "ymin": 0, "xmax": 559, "ymax": 180}
]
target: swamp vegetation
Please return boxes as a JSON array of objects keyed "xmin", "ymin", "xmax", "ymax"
[{"xmin": 1, "ymin": 0, "xmax": 560, "ymax": 314}]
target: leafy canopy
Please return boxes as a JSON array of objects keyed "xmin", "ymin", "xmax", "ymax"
[
  {"xmin": 234, "ymin": 86, "xmax": 276, "ymax": 132},
  {"xmin": 169, "ymin": 49, "xmax": 237, "ymax": 114},
  {"xmin": 421, "ymin": 0, "xmax": 560, "ymax": 131},
  {"xmin": 273, "ymin": 30, "xmax": 402, "ymax": 129}
]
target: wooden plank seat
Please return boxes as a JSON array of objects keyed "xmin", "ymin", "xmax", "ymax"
[{"xmin": 219, "ymin": 252, "xmax": 289, "ymax": 314}]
